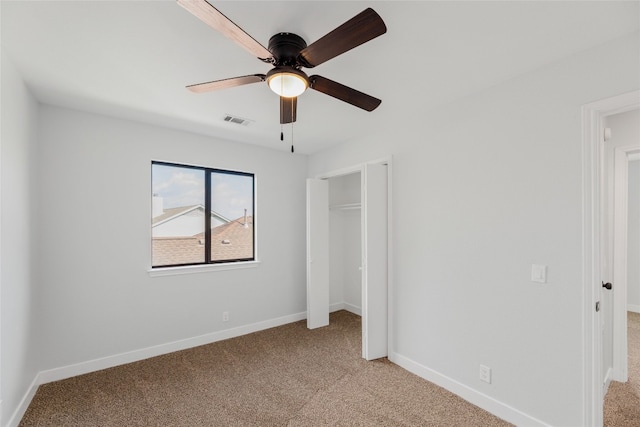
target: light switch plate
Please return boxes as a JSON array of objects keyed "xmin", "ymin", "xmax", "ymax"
[{"xmin": 531, "ymin": 264, "xmax": 547, "ymax": 283}]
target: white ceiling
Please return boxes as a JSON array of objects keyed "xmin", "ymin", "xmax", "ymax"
[{"xmin": 2, "ymin": 1, "xmax": 639, "ymax": 154}]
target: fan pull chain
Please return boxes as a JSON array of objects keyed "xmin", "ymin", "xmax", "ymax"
[
  {"xmin": 290, "ymin": 97, "xmax": 295, "ymax": 153},
  {"xmin": 280, "ymin": 91, "xmax": 284, "ymax": 141},
  {"xmin": 277, "ymin": 97, "xmax": 296, "ymax": 153}
]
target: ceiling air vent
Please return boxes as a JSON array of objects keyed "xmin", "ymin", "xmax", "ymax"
[{"xmin": 223, "ymin": 114, "xmax": 252, "ymax": 126}]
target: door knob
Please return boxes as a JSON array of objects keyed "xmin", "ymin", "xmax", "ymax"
[{"xmin": 602, "ymin": 282, "xmax": 613, "ymax": 290}]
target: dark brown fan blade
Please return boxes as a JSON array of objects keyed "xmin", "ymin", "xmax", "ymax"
[
  {"xmin": 177, "ymin": 0, "xmax": 272, "ymax": 60},
  {"xmin": 280, "ymin": 96, "xmax": 297, "ymax": 124},
  {"xmin": 186, "ymin": 74, "xmax": 265, "ymax": 93},
  {"xmin": 298, "ymin": 8, "xmax": 386, "ymax": 68},
  {"xmin": 309, "ymin": 75, "xmax": 381, "ymax": 111}
]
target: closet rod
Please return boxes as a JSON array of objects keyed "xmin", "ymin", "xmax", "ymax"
[{"xmin": 329, "ymin": 203, "xmax": 361, "ymax": 211}]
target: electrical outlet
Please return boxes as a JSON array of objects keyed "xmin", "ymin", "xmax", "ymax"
[
  {"xmin": 222, "ymin": 311, "xmax": 229, "ymax": 322},
  {"xmin": 479, "ymin": 365, "xmax": 491, "ymax": 384}
]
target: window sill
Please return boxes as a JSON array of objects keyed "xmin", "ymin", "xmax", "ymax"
[{"xmin": 148, "ymin": 260, "xmax": 261, "ymax": 277}]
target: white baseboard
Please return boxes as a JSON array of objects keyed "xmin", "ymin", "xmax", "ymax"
[
  {"xmin": 343, "ymin": 303, "xmax": 361, "ymax": 316},
  {"xmin": 8, "ymin": 311, "xmax": 306, "ymax": 427},
  {"xmin": 604, "ymin": 366, "xmax": 614, "ymax": 395},
  {"xmin": 628, "ymin": 304, "xmax": 640, "ymax": 314},
  {"xmin": 329, "ymin": 302, "xmax": 361, "ymax": 316},
  {"xmin": 7, "ymin": 376, "xmax": 39, "ymax": 427},
  {"xmin": 330, "ymin": 302, "xmax": 346, "ymax": 312},
  {"xmin": 388, "ymin": 352, "xmax": 550, "ymax": 427}
]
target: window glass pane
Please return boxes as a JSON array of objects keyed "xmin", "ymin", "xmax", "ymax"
[
  {"xmin": 210, "ymin": 171, "xmax": 254, "ymax": 262},
  {"xmin": 152, "ymin": 164, "xmax": 205, "ymax": 266}
]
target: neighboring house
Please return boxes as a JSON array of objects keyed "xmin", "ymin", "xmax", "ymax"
[
  {"xmin": 209, "ymin": 215, "xmax": 254, "ymax": 261},
  {"xmin": 152, "ymin": 216, "xmax": 253, "ymax": 266},
  {"xmin": 152, "ymin": 235, "xmax": 205, "ymax": 266},
  {"xmin": 152, "ymin": 196, "xmax": 230, "ymax": 237},
  {"xmin": 152, "ymin": 196, "xmax": 249, "ymax": 266},
  {"xmin": 152, "ymin": 199, "xmax": 253, "ymax": 265}
]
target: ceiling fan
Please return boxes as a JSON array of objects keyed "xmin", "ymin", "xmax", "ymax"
[{"xmin": 177, "ymin": 0, "xmax": 387, "ymax": 126}]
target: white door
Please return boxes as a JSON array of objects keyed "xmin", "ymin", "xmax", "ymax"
[
  {"xmin": 601, "ymin": 280, "xmax": 613, "ymax": 386},
  {"xmin": 601, "ymin": 121, "xmax": 615, "ymax": 389},
  {"xmin": 610, "ymin": 146, "xmax": 638, "ymax": 382},
  {"xmin": 362, "ymin": 163, "xmax": 388, "ymax": 360},
  {"xmin": 306, "ymin": 178, "xmax": 330, "ymax": 329},
  {"xmin": 601, "ymin": 111, "xmax": 639, "ymax": 385}
]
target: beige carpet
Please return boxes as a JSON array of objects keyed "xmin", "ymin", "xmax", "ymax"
[
  {"xmin": 20, "ymin": 311, "xmax": 510, "ymax": 426},
  {"xmin": 604, "ymin": 311, "xmax": 640, "ymax": 426}
]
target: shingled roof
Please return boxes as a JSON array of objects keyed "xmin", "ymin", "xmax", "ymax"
[
  {"xmin": 152, "ymin": 236, "xmax": 205, "ymax": 266},
  {"xmin": 152, "ymin": 215, "xmax": 254, "ymax": 266},
  {"xmin": 210, "ymin": 216, "xmax": 254, "ymax": 261}
]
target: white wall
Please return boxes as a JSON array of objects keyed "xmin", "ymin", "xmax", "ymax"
[
  {"xmin": 308, "ymin": 32, "xmax": 640, "ymax": 426},
  {"xmin": 629, "ymin": 159, "xmax": 640, "ymax": 312},
  {"xmin": 341, "ymin": 209, "xmax": 361, "ymax": 312},
  {"xmin": 328, "ymin": 173, "xmax": 361, "ymax": 314},
  {"xmin": 34, "ymin": 105, "xmax": 308, "ymax": 373},
  {"xmin": 0, "ymin": 52, "xmax": 41, "ymax": 426},
  {"xmin": 329, "ymin": 208, "xmax": 345, "ymax": 308}
]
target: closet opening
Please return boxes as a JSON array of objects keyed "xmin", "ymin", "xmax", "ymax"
[
  {"xmin": 307, "ymin": 160, "xmax": 390, "ymax": 360},
  {"xmin": 329, "ymin": 172, "xmax": 362, "ymax": 318}
]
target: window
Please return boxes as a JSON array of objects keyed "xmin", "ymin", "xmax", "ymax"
[{"xmin": 151, "ymin": 161, "xmax": 254, "ymax": 268}]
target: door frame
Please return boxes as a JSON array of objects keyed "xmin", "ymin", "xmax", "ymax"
[
  {"xmin": 313, "ymin": 156, "xmax": 393, "ymax": 358},
  {"xmin": 581, "ymin": 90, "xmax": 639, "ymax": 426}
]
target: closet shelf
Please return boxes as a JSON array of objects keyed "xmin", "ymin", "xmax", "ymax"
[{"xmin": 329, "ymin": 203, "xmax": 361, "ymax": 210}]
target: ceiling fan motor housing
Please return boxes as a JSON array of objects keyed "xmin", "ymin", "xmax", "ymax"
[
  {"xmin": 268, "ymin": 33, "xmax": 307, "ymax": 67},
  {"xmin": 266, "ymin": 32, "xmax": 310, "ymax": 96}
]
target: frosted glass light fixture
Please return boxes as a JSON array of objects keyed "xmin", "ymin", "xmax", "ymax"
[{"xmin": 266, "ymin": 67, "xmax": 308, "ymax": 97}]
